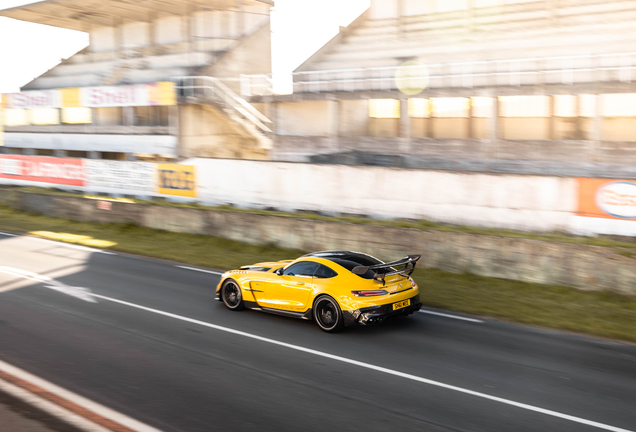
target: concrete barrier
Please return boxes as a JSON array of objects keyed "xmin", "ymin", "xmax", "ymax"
[{"xmin": 4, "ymin": 190, "xmax": 636, "ymax": 296}]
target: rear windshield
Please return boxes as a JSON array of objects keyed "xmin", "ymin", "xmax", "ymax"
[{"xmin": 328, "ymin": 258, "xmax": 378, "ymax": 279}]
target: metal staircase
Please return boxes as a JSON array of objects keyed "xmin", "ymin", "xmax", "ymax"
[{"xmin": 173, "ymin": 76, "xmax": 273, "ymax": 150}]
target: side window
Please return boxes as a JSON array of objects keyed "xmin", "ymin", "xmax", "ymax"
[
  {"xmin": 282, "ymin": 261, "xmax": 320, "ymax": 277},
  {"xmin": 314, "ymin": 264, "xmax": 337, "ymax": 279}
]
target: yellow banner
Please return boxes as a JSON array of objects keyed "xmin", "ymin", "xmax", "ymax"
[
  {"xmin": 61, "ymin": 88, "xmax": 81, "ymax": 108},
  {"xmin": 156, "ymin": 164, "xmax": 196, "ymax": 197},
  {"xmin": 149, "ymin": 82, "xmax": 177, "ymax": 106}
]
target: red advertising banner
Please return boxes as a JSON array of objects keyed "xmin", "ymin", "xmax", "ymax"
[{"xmin": 0, "ymin": 155, "xmax": 86, "ymax": 186}]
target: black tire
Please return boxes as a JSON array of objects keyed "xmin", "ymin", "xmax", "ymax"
[
  {"xmin": 221, "ymin": 279, "xmax": 244, "ymax": 311},
  {"xmin": 313, "ymin": 295, "xmax": 344, "ymax": 333}
]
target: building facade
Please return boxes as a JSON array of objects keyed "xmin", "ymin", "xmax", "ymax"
[
  {"xmin": 1, "ymin": 0, "xmax": 273, "ymax": 161},
  {"xmin": 243, "ymin": 0, "xmax": 636, "ymax": 178}
]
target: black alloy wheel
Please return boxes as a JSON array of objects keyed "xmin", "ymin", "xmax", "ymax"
[
  {"xmin": 313, "ymin": 295, "xmax": 344, "ymax": 332},
  {"xmin": 221, "ymin": 279, "xmax": 244, "ymax": 310}
]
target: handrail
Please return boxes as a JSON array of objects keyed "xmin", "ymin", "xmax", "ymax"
[
  {"xmin": 240, "ymin": 51, "xmax": 636, "ymax": 96},
  {"xmin": 173, "ymin": 75, "xmax": 272, "ymax": 133}
]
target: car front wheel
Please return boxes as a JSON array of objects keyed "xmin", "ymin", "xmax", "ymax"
[
  {"xmin": 313, "ymin": 295, "xmax": 344, "ymax": 332},
  {"xmin": 221, "ymin": 279, "xmax": 244, "ymax": 310}
]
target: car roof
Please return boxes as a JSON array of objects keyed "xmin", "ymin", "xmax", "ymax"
[{"xmin": 303, "ymin": 250, "xmax": 383, "ymax": 263}]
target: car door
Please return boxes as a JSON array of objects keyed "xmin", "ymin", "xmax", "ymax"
[{"xmin": 255, "ymin": 261, "xmax": 319, "ymax": 312}]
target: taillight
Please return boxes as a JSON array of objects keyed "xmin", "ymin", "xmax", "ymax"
[{"xmin": 351, "ymin": 290, "xmax": 388, "ymax": 297}]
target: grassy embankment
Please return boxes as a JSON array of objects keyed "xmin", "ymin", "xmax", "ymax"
[{"xmin": 1, "ymin": 202, "xmax": 635, "ymax": 343}]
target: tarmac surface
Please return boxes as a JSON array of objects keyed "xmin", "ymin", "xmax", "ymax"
[{"xmin": 0, "ymin": 232, "xmax": 635, "ymax": 432}]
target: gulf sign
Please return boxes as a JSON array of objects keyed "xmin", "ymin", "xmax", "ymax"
[
  {"xmin": 577, "ymin": 178, "xmax": 636, "ymax": 220},
  {"xmin": 156, "ymin": 164, "xmax": 196, "ymax": 198},
  {"xmin": 0, "ymin": 155, "xmax": 85, "ymax": 186}
]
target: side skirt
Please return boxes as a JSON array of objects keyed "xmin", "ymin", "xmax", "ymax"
[{"xmin": 259, "ymin": 306, "xmax": 313, "ymax": 321}]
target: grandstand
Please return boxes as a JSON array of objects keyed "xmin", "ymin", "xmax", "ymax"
[
  {"xmin": 1, "ymin": 0, "xmax": 273, "ymax": 161},
  {"xmin": 242, "ymin": 0, "xmax": 636, "ymax": 177}
]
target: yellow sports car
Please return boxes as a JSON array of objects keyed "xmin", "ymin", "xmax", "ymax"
[{"xmin": 216, "ymin": 250, "xmax": 422, "ymax": 332}]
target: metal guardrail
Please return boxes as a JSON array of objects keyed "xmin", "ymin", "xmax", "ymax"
[
  {"xmin": 240, "ymin": 52, "xmax": 636, "ymax": 96},
  {"xmin": 173, "ymin": 76, "xmax": 272, "ymax": 133}
]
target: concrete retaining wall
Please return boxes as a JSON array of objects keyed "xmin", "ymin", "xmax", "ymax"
[
  {"xmin": 4, "ymin": 191, "xmax": 636, "ymax": 296},
  {"xmin": 183, "ymin": 157, "xmax": 577, "ymax": 234}
]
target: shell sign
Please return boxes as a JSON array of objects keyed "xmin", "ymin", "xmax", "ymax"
[{"xmin": 577, "ymin": 178, "xmax": 636, "ymax": 220}]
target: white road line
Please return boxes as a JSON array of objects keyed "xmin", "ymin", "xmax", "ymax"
[
  {"xmin": 176, "ymin": 265, "xmax": 224, "ymax": 275},
  {"xmin": 0, "ymin": 359, "xmax": 163, "ymax": 432},
  {"xmin": 0, "ymin": 266, "xmax": 96, "ymax": 303},
  {"xmin": 89, "ymin": 292, "xmax": 631, "ymax": 432},
  {"xmin": 0, "ymin": 231, "xmax": 17, "ymax": 237},
  {"xmin": 419, "ymin": 310, "xmax": 484, "ymax": 323}
]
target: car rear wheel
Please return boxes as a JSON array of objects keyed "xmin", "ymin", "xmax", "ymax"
[
  {"xmin": 313, "ymin": 295, "xmax": 344, "ymax": 332},
  {"xmin": 221, "ymin": 279, "xmax": 244, "ymax": 310}
]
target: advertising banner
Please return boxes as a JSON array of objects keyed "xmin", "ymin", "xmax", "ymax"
[
  {"xmin": 1, "ymin": 82, "xmax": 176, "ymax": 111},
  {"xmin": 80, "ymin": 82, "xmax": 176, "ymax": 108},
  {"xmin": 577, "ymin": 178, "xmax": 636, "ymax": 220},
  {"xmin": 86, "ymin": 160, "xmax": 155, "ymax": 193},
  {"xmin": 0, "ymin": 155, "xmax": 85, "ymax": 186},
  {"xmin": 2, "ymin": 90, "xmax": 61, "ymax": 110},
  {"xmin": 156, "ymin": 164, "xmax": 197, "ymax": 198}
]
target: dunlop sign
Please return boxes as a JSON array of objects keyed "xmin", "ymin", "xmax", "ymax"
[{"xmin": 157, "ymin": 164, "xmax": 196, "ymax": 198}]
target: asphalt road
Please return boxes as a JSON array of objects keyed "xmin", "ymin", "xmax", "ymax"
[{"xmin": 0, "ymin": 233, "xmax": 635, "ymax": 432}]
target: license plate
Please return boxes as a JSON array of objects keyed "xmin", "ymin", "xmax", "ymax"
[{"xmin": 392, "ymin": 299, "xmax": 410, "ymax": 311}]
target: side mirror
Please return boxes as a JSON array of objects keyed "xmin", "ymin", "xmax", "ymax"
[{"xmin": 275, "ymin": 268, "xmax": 283, "ymax": 276}]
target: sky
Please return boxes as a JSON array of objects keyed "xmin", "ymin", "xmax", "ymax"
[{"xmin": 0, "ymin": 0, "xmax": 369, "ymax": 93}]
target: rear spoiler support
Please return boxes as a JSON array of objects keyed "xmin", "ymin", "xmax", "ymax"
[{"xmin": 352, "ymin": 254, "xmax": 421, "ymax": 286}]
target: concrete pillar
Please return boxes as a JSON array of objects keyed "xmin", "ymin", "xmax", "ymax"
[
  {"xmin": 326, "ymin": 100, "xmax": 340, "ymax": 152},
  {"xmin": 591, "ymin": 94, "xmax": 603, "ymax": 162},
  {"xmin": 53, "ymin": 149, "xmax": 66, "ymax": 158},
  {"xmin": 428, "ymin": 100, "xmax": 435, "ymax": 138},
  {"xmin": 488, "ymin": 96, "xmax": 500, "ymax": 158},
  {"xmin": 548, "ymin": 95, "xmax": 556, "ymax": 140},
  {"xmin": 123, "ymin": 107, "xmax": 135, "ymax": 128},
  {"xmin": 184, "ymin": 0, "xmax": 193, "ymax": 52},
  {"xmin": 575, "ymin": 94, "xmax": 584, "ymax": 140},
  {"xmin": 236, "ymin": 0, "xmax": 244, "ymax": 37},
  {"xmin": 148, "ymin": 13, "xmax": 156, "ymax": 52},
  {"xmin": 399, "ymin": 98, "xmax": 410, "ymax": 139},
  {"xmin": 467, "ymin": 97, "xmax": 474, "ymax": 139},
  {"xmin": 264, "ymin": 101, "xmax": 277, "ymax": 135},
  {"xmin": 23, "ymin": 148, "xmax": 36, "ymax": 156},
  {"xmin": 88, "ymin": 151, "xmax": 100, "ymax": 159},
  {"xmin": 169, "ymin": 105, "xmax": 181, "ymax": 158}
]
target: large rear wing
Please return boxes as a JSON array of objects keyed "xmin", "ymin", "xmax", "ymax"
[{"xmin": 352, "ymin": 254, "xmax": 421, "ymax": 286}]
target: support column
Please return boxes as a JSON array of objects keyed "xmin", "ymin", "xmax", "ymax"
[
  {"xmin": 123, "ymin": 107, "xmax": 135, "ymax": 128},
  {"xmin": 169, "ymin": 105, "xmax": 181, "ymax": 158},
  {"xmin": 548, "ymin": 95, "xmax": 556, "ymax": 140},
  {"xmin": 467, "ymin": 97, "xmax": 474, "ymax": 139},
  {"xmin": 488, "ymin": 96, "xmax": 500, "ymax": 159},
  {"xmin": 326, "ymin": 99, "xmax": 339, "ymax": 152},
  {"xmin": 399, "ymin": 98, "xmax": 410, "ymax": 139},
  {"xmin": 148, "ymin": 12, "xmax": 156, "ymax": 54},
  {"xmin": 53, "ymin": 149, "xmax": 66, "ymax": 158},
  {"xmin": 591, "ymin": 94, "xmax": 603, "ymax": 162},
  {"xmin": 88, "ymin": 151, "xmax": 100, "ymax": 159}
]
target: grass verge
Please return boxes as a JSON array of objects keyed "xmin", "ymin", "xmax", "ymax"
[{"xmin": 1, "ymin": 205, "xmax": 635, "ymax": 343}]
